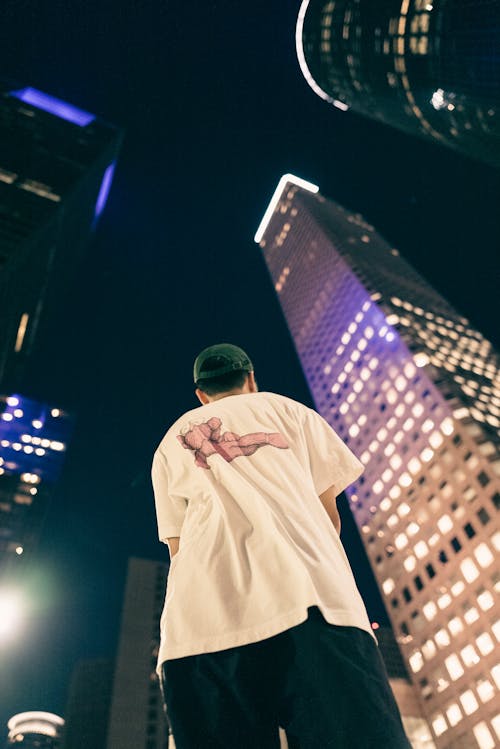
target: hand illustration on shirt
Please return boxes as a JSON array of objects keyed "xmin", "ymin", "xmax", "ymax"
[{"xmin": 177, "ymin": 417, "xmax": 289, "ymax": 469}]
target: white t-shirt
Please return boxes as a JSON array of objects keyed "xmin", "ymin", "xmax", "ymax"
[{"xmin": 152, "ymin": 391, "xmax": 374, "ymax": 667}]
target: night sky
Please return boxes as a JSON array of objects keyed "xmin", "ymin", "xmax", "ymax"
[{"xmin": 1, "ymin": 0, "xmax": 499, "ymax": 733}]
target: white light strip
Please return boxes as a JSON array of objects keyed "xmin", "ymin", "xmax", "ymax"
[
  {"xmin": 14, "ymin": 313, "xmax": 29, "ymax": 353},
  {"xmin": 254, "ymin": 173, "xmax": 319, "ymax": 243},
  {"xmin": 295, "ymin": 0, "xmax": 349, "ymax": 112}
]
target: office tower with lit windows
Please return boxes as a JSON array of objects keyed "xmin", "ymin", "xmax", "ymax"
[
  {"xmin": 0, "ymin": 83, "xmax": 123, "ymax": 391},
  {"xmin": 296, "ymin": 0, "xmax": 500, "ymax": 167},
  {"xmin": 7, "ymin": 712, "xmax": 64, "ymax": 747},
  {"xmin": 0, "ymin": 394, "xmax": 72, "ymax": 578},
  {"xmin": 106, "ymin": 558, "xmax": 170, "ymax": 749},
  {"xmin": 255, "ymin": 174, "xmax": 500, "ymax": 749}
]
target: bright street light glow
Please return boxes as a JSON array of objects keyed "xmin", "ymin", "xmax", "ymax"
[{"xmin": 0, "ymin": 590, "xmax": 24, "ymax": 640}]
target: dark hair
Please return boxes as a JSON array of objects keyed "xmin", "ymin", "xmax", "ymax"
[{"xmin": 196, "ymin": 369, "xmax": 249, "ymax": 396}]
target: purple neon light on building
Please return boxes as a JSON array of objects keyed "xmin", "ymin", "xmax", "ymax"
[
  {"xmin": 9, "ymin": 87, "xmax": 95, "ymax": 127},
  {"xmin": 94, "ymin": 162, "xmax": 116, "ymax": 221},
  {"xmin": 256, "ymin": 175, "xmax": 500, "ymax": 749}
]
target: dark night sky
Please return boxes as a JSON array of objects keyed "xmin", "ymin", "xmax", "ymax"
[{"xmin": 1, "ymin": 0, "xmax": 499, "ymax": 733}]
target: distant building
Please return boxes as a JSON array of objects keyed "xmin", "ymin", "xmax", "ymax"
[
  {"xmin": 0, "ymin": 83, "xmax": 123, "ymax": 391},
  {"xmin": 63, "ymin": 659, "xmax": 114, "ymax": 749},
  {"xmin": 106, "ymin": 558, "xmax": 170, "ymax": 749},
  {"xmin": 256, "ymin": 174, "xmax": 500, "ymax": 749},
  {"xmin": 0, "ymin": 394, "xmax": 72, "ymax": 578},
  {"xmin": 296, "ymin": 0, "xmax": 500, "ymax": 167},
  {"xmin": 7, "ymin": 712, "xmax": 64, "ymax": 748}
]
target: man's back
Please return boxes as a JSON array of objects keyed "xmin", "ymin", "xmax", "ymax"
[{"xmin": 152, "ymin": 391, "xmax": 372, "ymax": 665}]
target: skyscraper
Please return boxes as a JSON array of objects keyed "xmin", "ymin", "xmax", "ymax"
[
  {"xmin": 0, "ymin": 394, "xmax": 72, "ymax": 578},
  {"xmin": 0, "ymin": 84, "xmax": 123, "ymax": 391},
  {"xmin": 296, "ymin": 0, "xmax": 500, "ymax": 167},
  {"xmin": 106, "ymin": 558, "xmax": 170, "ymax": 749},
  {"xmin": 62, "ymin": 659, "xmax": 114, "ymax": 749},
  {"xmin": 255, "ymin": 174, "xmax": 500, "ymax": 749}
]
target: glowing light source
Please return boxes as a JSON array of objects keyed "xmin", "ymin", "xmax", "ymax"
[
  {"xmin": 296, "ymin": 1, "xmax": 349, "ymax": 111},
  {"xmin": 254, "ymin": 173, "xmax": 319, "ymax": 243},
  {"xmin": 10, "ymin": 87, "xmax": 95, "ymax": 126},
  {"xmin": 94, "ymin": 162, "xmax": 116, "ymax": 221},
  {"xmin": 0, "ymin": 589, "xmax": 24, "ymax": 640}
]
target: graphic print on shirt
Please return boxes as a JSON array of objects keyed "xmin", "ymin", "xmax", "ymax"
[{"xmin": 177, "ymin": 416, "xmax": 289, "ymax": 469}]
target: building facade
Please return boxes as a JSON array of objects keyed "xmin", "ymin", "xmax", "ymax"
[
  {"xmin": 0, "ymin": 84, "xmax": 123, "ymax": 391},
  {"xmin": 62, "ymin": 659, "xmax": 114, "ymax": 749},
  {"xmin": 0, "ymin": 394, "xmax": 72, "ymax": 579},
  {"xmin": 296, "ymin": 0, "xmax": 500, "ymax": 167},
  {"xmin": 256, "ymin": 174, "xmax": 500, "ymax": 749},
  {"xmin": 106, "ymin": 558, "xmax": 170, "ymax": 749},
  {"xmin": 7, "ymin": 712, "xmax": 64, "ymax": 748}
]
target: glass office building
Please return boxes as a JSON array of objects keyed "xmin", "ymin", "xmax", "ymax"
[
  {"xmin": 296, "ymin": 0, "xmax": 500, "ymax": 167},
  {"xmin": 256, "ymin": 174, "xmax": 500, "ymax": 749},
  {"xmin": 0, "ymin": 84, "xmax": 123, "ymax": 390}
]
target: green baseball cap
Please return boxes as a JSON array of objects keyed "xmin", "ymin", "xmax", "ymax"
[{"xmin": 193, "ymin": 343, "xmax": 254, "ymax": 384}]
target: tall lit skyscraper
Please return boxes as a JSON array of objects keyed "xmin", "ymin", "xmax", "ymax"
[
  {"xmin": 0, "ymin": 84, "xmax": 123, "ymax": 390},
  {"xmin": 296, "ymin": 0, "xmax": 500, "ymax": 167},
  {"xmin": 106, "ymin": 558, "xmax": 170, "ymax": 749},
  {"xmin": 255, "ymin": 174, "xmax": 500, "ymax": 749},
  {"xmin": 0, "ymin": 394, "xmax": 72, "ymax": 577}
]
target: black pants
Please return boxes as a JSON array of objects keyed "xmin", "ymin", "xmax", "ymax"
[{"xmin": 160, "ymin": 607, "xmax": 412, "ymax": 749}]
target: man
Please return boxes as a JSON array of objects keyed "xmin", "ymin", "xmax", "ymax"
[{"xmin": 152, "ymin": 343, "xmax": 411, "ymax": 749}]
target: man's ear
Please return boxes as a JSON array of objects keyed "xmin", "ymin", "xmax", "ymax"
[
  {"xmin": 247, "ymin": 371, "xmax": 258, "ymax": 392},
  {"xmin": 196, "ymin": 388, "xmax": 210, "ymax": 405}
]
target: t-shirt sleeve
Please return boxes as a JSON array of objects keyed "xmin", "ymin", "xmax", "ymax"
[
  {"xmin": 152, "ymin": 449, "xmax": 188, "ymax": 542},
  {"xmin": 301, "ymin": 406, "xmax": 364, "ymax": 496}
]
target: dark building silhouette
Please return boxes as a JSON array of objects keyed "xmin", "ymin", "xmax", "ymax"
[
  {"xmin": 296, "ymin": 0, "xmax": 500, "ymax": 166},
  {"xmin": 63, "ymin": 659, "xmax": 114, "ymax": 749},
  {"xmin": 0, "ymin": 84, "xmax": 123, "ymax": 391},
  {"xmin": 106, "ymin": 558, "xmax": 170, "ymax": 749}
]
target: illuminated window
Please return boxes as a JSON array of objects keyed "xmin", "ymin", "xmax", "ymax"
[
  {"xmin": 404, "ymin": 555, "xmax": 416, "ymax": 572},
  {"xmin": 395, "ymin": 533, "xmax": 408, "ymax": 549},
  {"xmin": 491, "ymin": 714, "xmax": 500, "ymax": 741},
  {"xmin": 422, "ymin": 639, "xmax": 436, "ymax": 659},
  {"xmin": 445, "ymin": 654, "xmax": 464, "ymax": 680},
  {"xmin": 492, "ymin": 619, "xmax": 500, "ymax": 642},
  {"xmin": 460, "ymin": 558, "xmax": 480, "ymax": 583},
  {"xmin": 477, "ymin": 589, "xmax": 494, "ymax": 611},
  {"xmin": 474, "ymin": 543, "xmax": 494, "ymax": 568},
  {"xmin": 476, "ymin": 677, "xmax": 495, "ymax": 703},
  {"xmin": 473, "ymin": 722, "xmax": 495, "ymax": 749},
  {"xmin": 409, "ymin": 650, "xmax": 424, "ymax": 673},
  {"xmin": 461, "ymin": 644, "xmax": 480, "ymax": 667},
  {"xmin": 476, "ymin": 633, "xmax": 494, "ymax": 656},
  {"xmin": 463, "ymin": 604, "xmax": 480, "ymax": 625},
  {"xmin": 492, "ymin": 664, "xmax": 500, "ymax": 690},
  {"xmin": 435, "ymin": 628, "xmax": 450, "ymax": 648},
  {"xmin": 423, "ymin": 601, "xmax": 437, "ymax": 621},
  {"xmin": 383, "ymin": 578, "xmax": 395, "ymax": 594},
  {"xmin": 390, "ymin": 454, "xmax": 402, "ymax": 470},
  {"xmin": 445, "ymin": 702, "xmax": 462, "ymax": 727},
  {"xmin": 450, "ymin": 577, "xmax": 465, "ymax": 597},
  {"xmin": 414, "ymin": 540, "xmax": 428, "ymax": 558},
  {"xmin": 438, "ymin": 515, "xmax": 453, "ymax": 534},
  {"xmin": 448, "ymin": 617, "xmax": 463, "ymax": 636},
  {"xmin": 437, "ymin": 593, "xmax": 452, "ymax": 610},
  {"xmin": 431, "ymin": 713, "xmax": 447, "ymax": 737}
]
